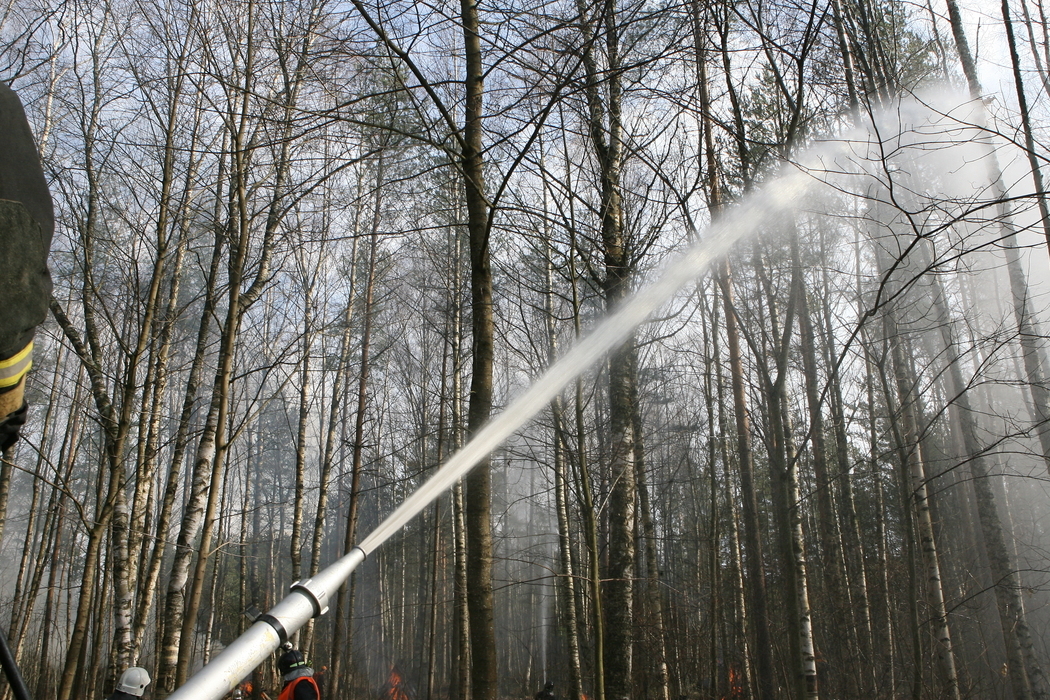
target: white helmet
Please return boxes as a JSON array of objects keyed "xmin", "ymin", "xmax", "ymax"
[{"xmin": 116, "ymin": 667, "xmax": 151, "ymax": 697}]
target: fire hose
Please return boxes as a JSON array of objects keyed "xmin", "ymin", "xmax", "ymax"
[{"xmin": 0, "ymin": 626, "xmax": 32, "ymax": 700}]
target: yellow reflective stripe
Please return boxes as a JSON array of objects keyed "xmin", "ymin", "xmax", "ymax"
[{"xmin": 0, "ymin": 341, "xmax": 33, "ymax": 389}]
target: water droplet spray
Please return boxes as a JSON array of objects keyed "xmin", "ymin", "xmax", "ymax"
[{"xmin": 170, "ymin": 135, "xmax": 850, "ymax": 700}]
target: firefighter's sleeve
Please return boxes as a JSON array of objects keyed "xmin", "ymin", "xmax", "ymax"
[
  {"xmin": 0, "ymin": 202, "xmax": 50, "ymax": 384},
  {"xmin": 0, "ymin": 82, "xmax": 54, "ymax": 450}
]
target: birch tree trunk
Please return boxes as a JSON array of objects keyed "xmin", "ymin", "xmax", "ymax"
[
  {"xmin": 749, "ymin": 236, "xmax": 817, "ymax": 700},
  {"xmin": 545, "ymin": 232, "xmax": 584, "ymax": 700},
  {"xmin": 450, "ymin": 222, "xmax": 471, "ymax": 700},
  {"xmin": 158, "ymin": 4, "xmax": 256, "ymax": 687},
  {"xmin": 885, "ymin": 314, "xmax": 962, "ymax": 700},
  {"xmin": 794, "ymin": 240, "xmax": 857, "ymax": 697},
  {"xmin": 290, "ymin": 271, "xmax": 315, "ymax": 592},
  {"xmin": 145, "ymin": 199, "xmax": 224, "ymax": 674},
  {"xmin": 120, "ymin": 24, "xmax": 204, "ymax": 665},
  {"xmin": 427, "ymin": 325, "xmax": 454, "ymax": 700}
]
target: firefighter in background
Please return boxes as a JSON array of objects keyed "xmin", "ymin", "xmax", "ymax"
[
  {"xmin": 277, "ymin": 646, "xmax": 320, "ymax": 700},
  {"xmin": 0, "ymin": 81, "xmax": 54, "ymax": 455},
  {"xmin": 228, "ymin": 681, "xmax": 270, "ymax": 700},
  {"xmin": 313, "ymin": 665, "xmax": 327, "ymax": 694},
  {"xmin": 106, "ymin": 667, "xmax": 151, "ymax": 699}
]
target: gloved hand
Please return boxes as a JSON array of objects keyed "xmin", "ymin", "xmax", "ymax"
[{"xmin": 0, "ymin": 401, "xmax": 27, "ymax": 452}]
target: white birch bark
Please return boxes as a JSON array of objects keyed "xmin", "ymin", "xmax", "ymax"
[{"xmin": 886, "ymin": 315, "xmax": 962, "ymax": 700}]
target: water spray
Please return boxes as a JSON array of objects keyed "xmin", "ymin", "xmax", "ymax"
[{"xmin": 168, "ymin": 143, "xmax": 838, "ymax": 700}]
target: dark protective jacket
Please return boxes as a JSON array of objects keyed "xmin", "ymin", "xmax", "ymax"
[
  {"xmin": 0, "ymin": 82, "xmax": 53, "ymax": 367},
  {"xmin": 278, "ymin": 676, "xmax": 319, "ymax": 700},
  {"xmin": 106, "ymin": 691, "xmax": 141, "ymax": 700}
]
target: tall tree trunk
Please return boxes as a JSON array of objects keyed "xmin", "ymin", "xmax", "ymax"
[
  {"xmin": 821, "ymin": 229, "xmax": 875, "ymax": 688},
  {"xmin": 704, "ymin": 284, "xmax": 753, "ymax": 699},
  {"xmin": 129, "ymin": 228, "xmax": 194, "ymax": 664},
  {"xmin": 866, "ymin": 348, "xmax": 896, "ymax": 698},
  {"xmin": 172, "ymin": 291, "xmax": 241, "ymax": 687},
  {"xmin": 545, "ymin": 230, "xmax": 584, "ymax": 700},
  {"xmin": 697, "ymin": 8, "xmax": 775, "ymax": 694},
  {"xmin": 450, "ymin": 220, "xmax": 472, "ymax": 700},
  {"xmin": 715, "ymin": 261, "xmax": 776, "ymax": 700},
  {"xmin": 630, "ymin": 363, "xmax": 669, "ymax": 700},
  {"xmin": 750, "ymin": 238, "xmax": 817, "ymax": 700},
  {"xmin": 122, "ymin": 46, "xmax": 203, "ymax": 667},
  {"xmin": 999, "ymin": 0, "xmax": 1050, "ymax": 259},
  {"xmin": 859, "ymin": 235, "xmax": 895, "ymax": 699},
  {"xmin": 695, "ymin": 28, "xmax": 774, "ymax": 684},
  {"xmin": 794, "ymin": 237, "xmax": 857, "ymax": 697},
  {"xmin": 427, "ymin": 326, "xmax": 453, "ymax": 700},
  {"xmin": 453, "ymin": 480, "xmax": 471, "ymax": 700},
  {"xmin": 145, "ymin": 206, "xmax": 223, "ymax": 676},
  {"xmin": 290, "ymin": 280, "xmax": 314, "ymax": 590},
  {"xmin": 460, "ymin": 0, "xmax": 498, "ymax": 696},
  {"xmin": 575, "ymin": 1, "xmax": 636, "ymax": 696},
  {"xmin": 37, "ymin": 483, "xmax": 70, "ymax": 700},
  {"xmin": 884, "ymin": 314, "xmax": 962, "ymax": 700}
]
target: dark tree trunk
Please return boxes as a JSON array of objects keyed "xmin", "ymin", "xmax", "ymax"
[{"xmin": 460, "ymin": 1, "xmax": 497, "ymax": 697}]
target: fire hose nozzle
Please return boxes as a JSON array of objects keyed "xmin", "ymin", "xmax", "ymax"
[
  {"xmin": 169, "ymin": 546, "xmax": 367, "ymax": 700},
  {"xmin": 290, "ymin": 578, "xmax": 330, "ymax": 617}
]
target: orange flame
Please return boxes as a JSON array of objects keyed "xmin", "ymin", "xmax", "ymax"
[
  {"xmin": 384, "ymin": 665, "xmax": 411, "ymax": 700},
  {"xmin": 720, "ymin": 664, "xmax": 744, "ymax": 700}
]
